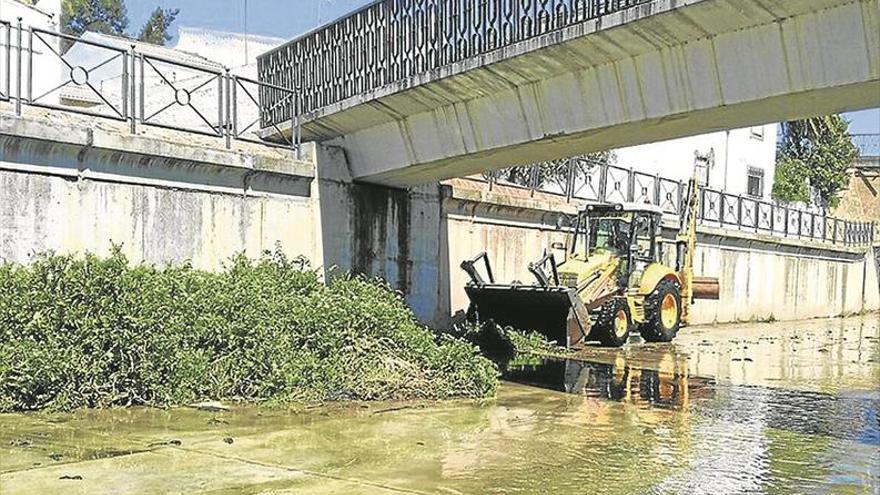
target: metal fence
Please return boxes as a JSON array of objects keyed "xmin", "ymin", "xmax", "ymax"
[
  {"xmin": 0, "ymin": 18, "xmax": 301, "ymax": 154},
  {"xmin": 478, "ymin": 158, "xmax": 877, "ymax": 248},
  {"xmin": 258, "ymin": 0, "xmax": 649, "ymax": 125}
]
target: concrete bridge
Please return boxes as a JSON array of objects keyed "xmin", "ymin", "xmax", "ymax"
[{"xmin": 258, "ymin": 0, "xmax": 880, "ymax": 186}]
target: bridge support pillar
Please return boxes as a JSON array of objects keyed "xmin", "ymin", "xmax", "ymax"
[{"xmin": 313, "ymin": 144, "xmax": 451, "ymax": 327}]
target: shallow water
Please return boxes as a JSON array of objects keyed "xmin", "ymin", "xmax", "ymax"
[{"xmin": 1, "ymin": 315, "xmax": 878, "ymax": 494}]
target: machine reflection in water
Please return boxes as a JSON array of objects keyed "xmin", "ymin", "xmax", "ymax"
[{"xmin": 502, "ymin": 351, "xmax": 715, "ymax": 410}]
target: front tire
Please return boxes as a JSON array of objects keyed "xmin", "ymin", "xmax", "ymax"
[
  {"xmin": 593, "ymin": 298, "xmax": 632, "ymax": 347},
  {"xmin": 641, "ymin": 279, "xmax": 682, "ymax": 343}
]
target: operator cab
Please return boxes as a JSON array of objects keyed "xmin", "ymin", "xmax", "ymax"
[{"xmin": 570, "ymin": 203, "xmax": 665, "ymax": 287}]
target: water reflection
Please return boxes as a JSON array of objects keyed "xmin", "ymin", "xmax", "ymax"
[{"xmin": 502, "ymin": 353, "xmax": 715, "ymax": 411}]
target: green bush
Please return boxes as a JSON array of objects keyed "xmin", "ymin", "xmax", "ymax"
[{"xmin": 0, "ymin": 248, "xmax": 497, "ymax": 411}]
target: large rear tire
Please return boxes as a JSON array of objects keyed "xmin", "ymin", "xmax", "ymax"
[
  {"xmin": 593, "ymin": 298, "xmax": 632, "ymax": 348},
  {"xmin": 641, "ymin": 279, "xmax": 682, "ymax": 343}
]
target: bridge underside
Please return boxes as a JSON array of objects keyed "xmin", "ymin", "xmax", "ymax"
[{"xmin": 275, "ymin": 0, "xmax": 880, "ymax": 187}]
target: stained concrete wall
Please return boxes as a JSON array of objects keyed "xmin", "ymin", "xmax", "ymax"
[
  {"xmin": 0, "ymin": 107, "xmax": 319, "ymax": 270},
  {"xmin": 2, "ymin": 120, "xmax": 876, "ymax": 329},
  {"xmin": 312, "ymin": 145, "xmax": 450, "ymax": 325}
]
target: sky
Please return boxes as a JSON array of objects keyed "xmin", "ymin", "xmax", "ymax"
[{"xmin": 128, "ymin": 0, "xmax": 879, "ymax": 133}]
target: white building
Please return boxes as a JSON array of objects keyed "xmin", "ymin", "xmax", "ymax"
[{"xmin": 613, "ymin": 124, "xmax": 779, "ymax": 200}]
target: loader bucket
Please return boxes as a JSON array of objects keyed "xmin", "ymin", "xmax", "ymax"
[{"xmin": 464, "ymin": 284, "xmax": 592, "ymax": 347}]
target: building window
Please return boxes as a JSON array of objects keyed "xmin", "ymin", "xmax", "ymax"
[
  {"xmin": 750, "ymin": 126, "xmax": 765, "ymax": 140},
  {"xmin": 747, "ymin": 167, "xmax": 764, "ymax": 198}
]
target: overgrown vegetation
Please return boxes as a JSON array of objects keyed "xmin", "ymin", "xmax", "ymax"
[
  {"xmin": 447, "ymin": 321, "xmax": 571, "ymax": 362},
  {"xmin": 773, "ymin": 115, "xmax": 859, "ymax": 208},
  {"xmin": 0, "ymin": 248, "xmax": 497, "ymax": 412}
]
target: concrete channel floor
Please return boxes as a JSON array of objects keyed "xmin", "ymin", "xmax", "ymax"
[{"xmin": 1, "ymin": 314, "xmax": 878, "ymax": 494}]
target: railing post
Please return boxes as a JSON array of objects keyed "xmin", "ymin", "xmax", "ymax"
[
  {"xmin": 599, "ymin": 163, "xmax": 609, "ymax": 202},
  {"xmin": 832, "ymin": 218, "xmax": 838, "ymax": 245},
  {"xmin": 736, "ymin": 195, "xmax": 743, "ymax": 230},
  {"xmin": 128, "ymin": 45, "xmax": 136, "ymax": 134},
  {"xmin": 719, "ymin": 194, "xmax": 725, "ymax": 228},
  {"xmin": 4, "ymin": 22, "xmax": 10, "ymax": 103},
  {"xmin": 225, "ymin": 69, "xmax": 232, "ymax": 149},
  {"xmin": 294, "ymin": 87, "xmax": 302, "ymax": 160},
  {"xmin": 529, "ymin": 165, "xmax": 539, "ymax": 197},
  {"xmin": 15, "ymin": 17, "xmax": 22, "ymax": 115},
  {"xmin": 797, "ymin": 210, "xmax": 803, "ymax": 238},
  {"xmin": 564, "ymin": 158, "xmax": 574, "ymax": 201},
  {"xmin": 754, "ymin": 203, "xmax": 759, "ymax": 233},
  {"xmin": 770, "ymin": 204, "xmax": 775, "ymax": 233},
  {"xmin": 26, "ymin": 26, "xmax": 32, "ymax": 104},
  {"xmin": 653, "ymin": 172, "xmax": 661, "ymax": 206},
  {"xmin": 784, "ymin": 207, "xmax": 789, "ymax": 237},
  {"xmin": 138, "ymin": 54, "xmax": 144, "ymax": 125},
  {"xmin": 627, "ymin": 167, "xmax": 635, "ymax": 202}
]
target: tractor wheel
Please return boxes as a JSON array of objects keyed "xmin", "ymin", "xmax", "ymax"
[
  {"xmin": 594, "ymin": 298, "xmax": 632, "ymax": 348},
  {"xmin": 642, "ymin": 279, "xmax": 682, "ymax": 343}
]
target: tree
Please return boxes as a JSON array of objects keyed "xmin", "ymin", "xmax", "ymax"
[
  {"xmin": 137, "ymin": 7, "xmax": 180, "ymax": 46},
  {"xmin": 61, "ymin": 0, "xmax": 129, "ymax": 38},
  {"xmin": 771, "ymin": 157, "xmax": 811, "ymax": 204},
  {"xmin": 773, "ymin": 115, "xmax": 858, "ymax": 209}
]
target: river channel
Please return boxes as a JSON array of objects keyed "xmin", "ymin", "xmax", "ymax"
[{"xmin": 1, "ymin": 315, "xmax": 878, "ymax": 494}]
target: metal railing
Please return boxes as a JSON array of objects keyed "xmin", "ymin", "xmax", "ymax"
[
  {"xmin": 257, "ymin": 0, "xmax": 649, "ymax": 126},
  {"xmin": 477, "ymin": 158, "xmax": 877, "ymax": 248},
  {"xmin": 0, "ymin": 18, "xmax": 301, "ymax": 155}
]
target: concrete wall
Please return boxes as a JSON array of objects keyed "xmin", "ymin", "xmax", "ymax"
[
  {"xmin": 1, "ymin": 117, "xmax": 876, "ymax": 329},
  {"xmin": 0, "ymin": 107, "xmax": 319, "ymax": 270},
  {"xmin": 313, "ymin": 145, "xmax": 450, "ymax": 325}
]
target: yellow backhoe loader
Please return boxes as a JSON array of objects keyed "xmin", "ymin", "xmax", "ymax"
[{"xmin": 461, "ymin": 178, "xmax": 720, "ymax": 347}]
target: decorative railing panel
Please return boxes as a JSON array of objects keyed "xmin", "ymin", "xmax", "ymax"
[
  {"xmin": 658, "ymin": 178, "xmax": 681, "ymax": 214},
  {"xmin": 604, "ymin": 166, "xmax": 630, "ymax": 203},
  {"xmin": 571, "ymin": 158, "xmax": 603, "ymax": 201},
  {"xmin": 701, "ymin": 189, "xmax": 722, "ymax": 224},
  {"xmin": 632, "ymin": 172, "xmax": 656, "ymax": 205},
  {"xmin": 29, "ymin": 28, "xmax": 129, "ymax": 121},
  {"xmin": 756, "ymin": 202, "xmax": 773, "ymax": 231},
  {"xmin": 740, "ymin": 198, "xmax": 757, "ymax": 230},
  {"xmin": 721, "ymin": 194, "xmax": 739, "ymax": 226},
  {"xmin": 257, "ymin": 0, "xmax": 649, "ymax": 125},
  {"xmin": 139, "ymin": 53, "xmax": 224, "ymax": 136}
]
